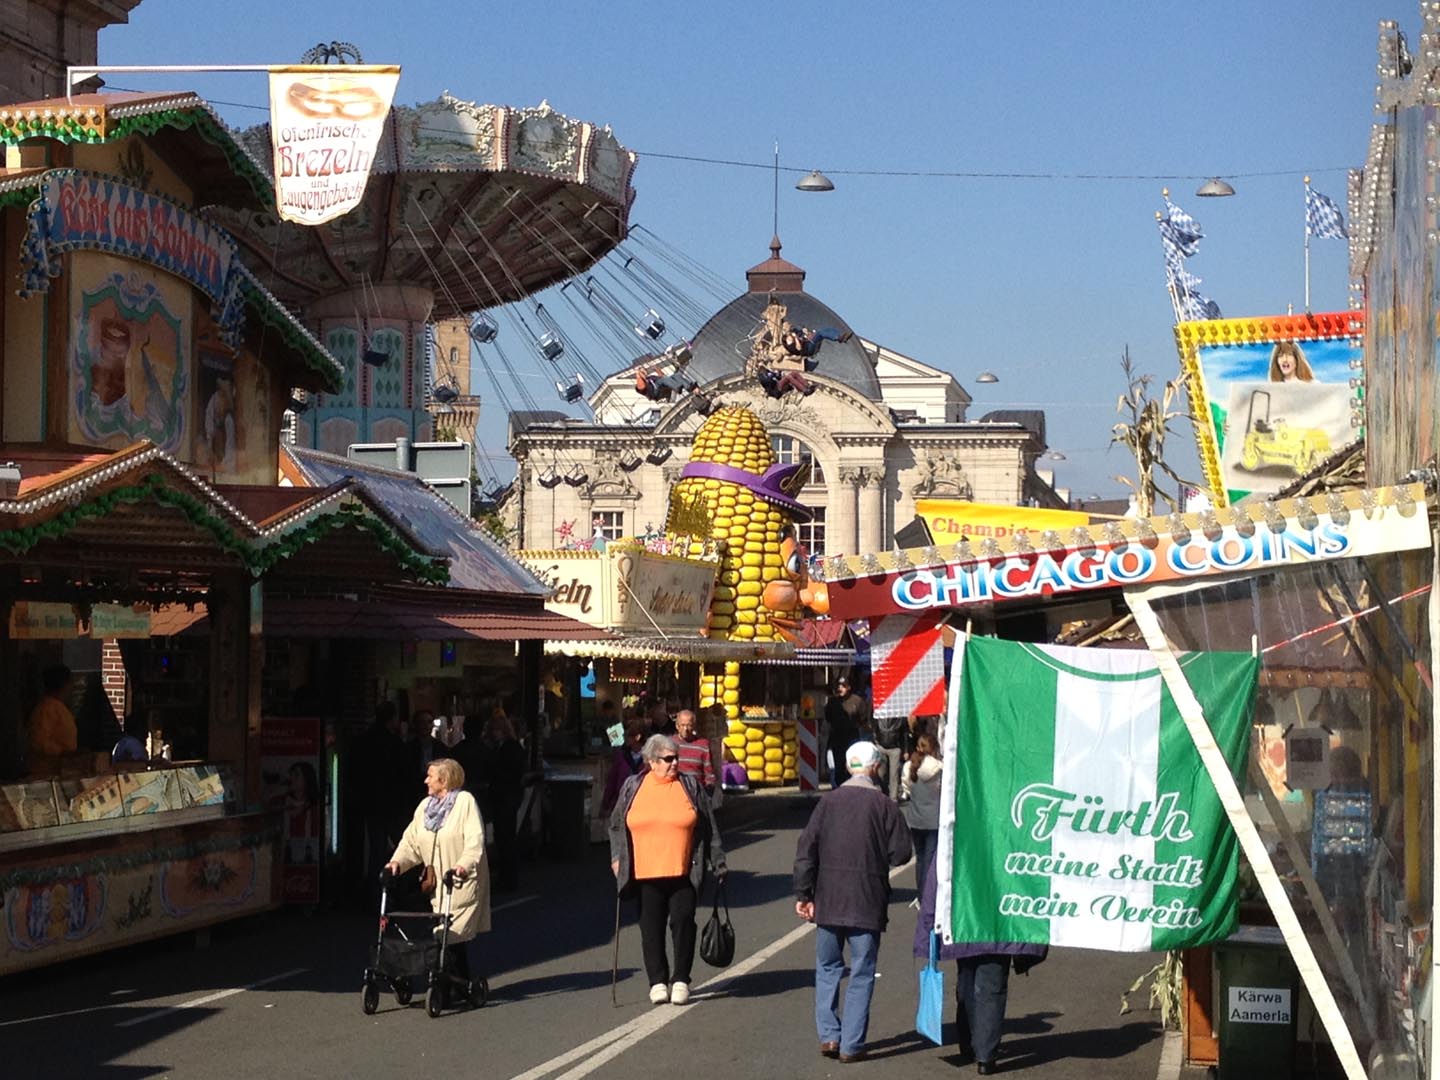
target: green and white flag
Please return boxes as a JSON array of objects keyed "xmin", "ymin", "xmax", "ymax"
[{"xmin": 936, "ymin": 637, "xmax": 1257, "ymax": 952}]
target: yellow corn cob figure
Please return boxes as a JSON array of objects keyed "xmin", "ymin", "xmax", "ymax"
[{"xmin": 666, "ymin": 406, "xmax": 799, "ymax": 783}]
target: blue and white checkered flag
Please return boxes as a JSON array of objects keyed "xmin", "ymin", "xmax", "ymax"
[
  {"xmin": 1306, "ymin": 186, "xmax": 1348, "ymax": 240},
  {"xmin": 1166, "ymin": 262, "xmax": 1221, "ymax": 321},
  {"xmin": 1163, "ymin": 195, "xmax": 1204, "ymax": 251},
  {"xmin": 1157, "ymin": 219, "xmax": 1189, "ymax": 271},
  {"xmin": 1182, "ymin": 290, "xmax": 1222, "ymax": 321},
  {"xmin": 1171, "ymin": 266, "xmax": 1203, "ymax": 294}
]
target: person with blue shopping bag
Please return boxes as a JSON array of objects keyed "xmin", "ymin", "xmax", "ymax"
[{"xmin": 914, "ymin": 856, "xmax": 1046, "ymax": 1074}]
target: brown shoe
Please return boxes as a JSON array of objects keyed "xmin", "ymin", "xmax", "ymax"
[
  {"xmin": 839, "ymin": 1051, "xmax": 868, "ymax": 1063},
  {"xmin": 819, "ymin": 1042, "xmax": 840, "ymax": 1059}
]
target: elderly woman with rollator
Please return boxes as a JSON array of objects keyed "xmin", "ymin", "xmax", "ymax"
[
  {"xmin": 610, "ymin": 734, "xmax": 726, "ymax": 1006},
  {"xmin": 385, "ymin": 757, "xmax": 490, "ymax": 993}
]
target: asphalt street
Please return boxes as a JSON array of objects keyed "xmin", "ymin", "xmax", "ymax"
[{"xmin": 0, "ymin": 793, "xmax": 1169, "ymax": 1079}]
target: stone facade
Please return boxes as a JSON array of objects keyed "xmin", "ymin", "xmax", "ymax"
[
  {"xmin": 0, "ymin": 0, "xmax": 141, "ymax": 106},
  {"xmin": 505, "ymin": 354, "xmax": 1062, "ymax": 557}
]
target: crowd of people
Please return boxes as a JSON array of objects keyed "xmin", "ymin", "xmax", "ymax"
[
  {"xmin": 800, "ymin": 679, "xmax": 1036, "ymax": 1071},
  {"xmin": 346, "ymin": 700, "xmax": 530, "ymax": 902},
  {"xmin": 795, "ymin": 726, "xmax": 1041, "ymax": 1073},
  {"xmin": 348, "ymin": 684, "xmax": 1030, "ymax": 1071}
]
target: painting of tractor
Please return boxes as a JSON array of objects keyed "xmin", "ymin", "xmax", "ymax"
[{"xmin": 1235, "ymin": 389, "xmax": 1332, "ymax": 475}]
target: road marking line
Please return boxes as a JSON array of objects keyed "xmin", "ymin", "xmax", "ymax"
[
  {"xmin": 491, "ymin": 894, "xmax": 539, "ymax": 914},
  {"xmin": 0, "ymin": 1003, "xmax": 126, "ymax": 1028},
  {"xmin": 513, "ymin": 859, "xmax": 916, "ymax": 1080},
  {"xmin": 114, "ymin": 967, "xmax": 308, "ymax": 1028},
  {"xmin": 507, "ymin": 1013, "xmax": 648, "ymax": 1080}
]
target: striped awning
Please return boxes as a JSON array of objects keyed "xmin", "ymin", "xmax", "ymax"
[
  {"xmin": 750, "ymin": 648, "xmax": 856, "ymax": 667},
  {"xmin": 544, "ymin": 636, "xmax": 794, "ymax": 662}
]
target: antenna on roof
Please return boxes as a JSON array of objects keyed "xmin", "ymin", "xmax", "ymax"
[{"xmin": 772, "ymin": 140, "xmax": 780, "ymax": 240}]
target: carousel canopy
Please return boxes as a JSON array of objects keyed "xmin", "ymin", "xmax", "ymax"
[{"xmin": 215, "ymin": 95, "xmax": 636, "ymax": 319}]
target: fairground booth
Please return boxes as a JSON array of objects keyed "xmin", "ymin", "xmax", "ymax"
[
  {"xmin": 518, "ymin": 403, "xmax": 857, "ymax": 838},
  {"xmin": 0, "ymin": 89, "xmax": 602, "ymax": 971}
]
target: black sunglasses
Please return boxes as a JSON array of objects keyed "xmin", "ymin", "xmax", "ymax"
[{"xmin": 657, "ymin": 754, "xmax": 678, "ymax": 763}]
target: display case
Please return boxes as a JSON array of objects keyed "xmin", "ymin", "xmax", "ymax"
[{"xmin": 0, "ymin": 765, "xmax": 280, "ymax": 975}]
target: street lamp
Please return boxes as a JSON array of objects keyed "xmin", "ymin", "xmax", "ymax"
[
  {"xmin": 796, "ymin": 170, "xmax": 835, "ymax": 192},
  {"xmin": 1195, "ymin": 177, "xmax": 1236, "ymax": 198}
]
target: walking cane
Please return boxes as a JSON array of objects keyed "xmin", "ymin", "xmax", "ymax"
[{"xmin": 610, "ymin": 890, "xmax": 622, "ymax": 1006}]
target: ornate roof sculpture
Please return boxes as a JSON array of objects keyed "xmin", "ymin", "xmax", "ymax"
[
  {"xmin": 213, "ymin": 95, "xmax": 637, "ymax": 319},
  {"xmin": 677, "ymin": 238, "xmax": 880, "ymax": 399}
]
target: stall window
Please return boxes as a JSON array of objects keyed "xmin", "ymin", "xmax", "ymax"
[{"xmin": 594, "ymin": 511, "xmax": 625, "ymax": 542}]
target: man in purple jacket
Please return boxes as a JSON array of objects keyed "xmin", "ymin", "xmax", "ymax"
[{"xmin": 794, "ymin": 741, "xmax": 913, "ymax": 1063}]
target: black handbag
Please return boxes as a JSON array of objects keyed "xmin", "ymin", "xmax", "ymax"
[{"xmin": 699, "ymin": 876, "xmax": 735, "ymax": 968}]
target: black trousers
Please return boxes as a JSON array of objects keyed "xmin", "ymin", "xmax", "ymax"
[
  {"xmin": 490, "ymin": 793, "xmax": 521, "ymax": 889},
  {"xmin": 636, "ymin": 876, "xmax": 697, "ymax": 986}
]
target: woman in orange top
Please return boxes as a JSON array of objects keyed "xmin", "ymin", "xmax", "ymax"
[{"xmin": 609, "ymin": 734, "xmax": 726, "ymax": 1006}]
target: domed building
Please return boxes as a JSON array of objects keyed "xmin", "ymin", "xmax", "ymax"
[{"xmin": 503, "ymin": 239, "xmax": 1067, "ymax": 555}]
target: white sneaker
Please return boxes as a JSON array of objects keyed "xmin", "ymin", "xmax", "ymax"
[
  {"xmin": 649, "ymin": 983, "xmax": 669, "ymax": 1004},
  {"xmin": 670, "ymin": 981, "xmax": 690, "ymax": 1005}
]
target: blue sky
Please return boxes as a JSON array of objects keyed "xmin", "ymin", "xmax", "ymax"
[{"xmin": 101, "ymin": 0, "xmax": 1404, "ymax": 499}]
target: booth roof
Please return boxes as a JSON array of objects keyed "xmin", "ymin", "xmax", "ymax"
[
  {"xmin": 0, "ymin": 92, "xmax": 272, "ymax": 208},
  {"xmin": 0, "ymin": 442, "xmax": 448, "ymax": 586},
  {"xmin": 283, "ymin": 446, "xmax": 549, "ymax": 597}
]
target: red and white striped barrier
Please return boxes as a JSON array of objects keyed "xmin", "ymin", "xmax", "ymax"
[
  {"xmin": 797, "ymin": 714, "xmax": 819, "ymax": 792},
  {"xmin": 871, "ymin": 610, "xmax": 947, "ymax": 718}
]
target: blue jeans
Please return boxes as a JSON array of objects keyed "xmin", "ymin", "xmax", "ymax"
[
  {"xmin": 955, "ymin": 957, "xmax": 1010, "ymax": 1063},
  {"xmin": 815, "ymin": 926, "xmax": 879, "ymax": 1056}
]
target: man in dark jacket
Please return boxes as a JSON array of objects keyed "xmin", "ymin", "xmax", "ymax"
[
  {"xmin": 793, "ymin": 740, "xmax": 912, "ymax": 1063},
  {"xmin": 823, "ymin": 678, "xmax": 869, "ymax": 788}
]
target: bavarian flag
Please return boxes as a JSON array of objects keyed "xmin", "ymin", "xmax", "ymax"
[{"xmin": 936, "ymin": 637, "xmax": 1257, "ymax": 952}]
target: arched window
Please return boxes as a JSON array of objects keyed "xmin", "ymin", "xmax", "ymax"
[
  {"xmin": 770, "ymin": 435, "xmax": 825, "ymax": 484},
  {"xmin": 796, "ymin": 506, "xmax": 826, "ymax": 558}
]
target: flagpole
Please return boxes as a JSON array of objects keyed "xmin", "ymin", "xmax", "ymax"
[
  {"xmin": 1157, "ymin": 208, "xmax": 1185, "ymax": 325},
  {"xmin": 1304, "ymin": 176, "xmax": 1312, "ymax": 313}
]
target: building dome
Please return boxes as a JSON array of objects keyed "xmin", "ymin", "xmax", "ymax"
[{"xmin": 668, "ymin": 238, "xmax": 883, "ymax": 400}]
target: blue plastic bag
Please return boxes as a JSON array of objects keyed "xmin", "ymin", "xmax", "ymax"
[{"xmin": 916, "ymin": 931, "xmax": 944, "ymax": 1045}]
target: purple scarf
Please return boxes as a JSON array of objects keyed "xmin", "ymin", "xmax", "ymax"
[{"xmin": 423, "ymin": 791, "xmax": 458, "ymax": 832}]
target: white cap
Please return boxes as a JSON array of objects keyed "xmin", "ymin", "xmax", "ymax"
[{"xmin": 845, "ymin": 740, "xmax": 880, "ymax": 772}]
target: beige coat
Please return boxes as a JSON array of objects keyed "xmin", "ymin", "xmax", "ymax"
[{"xmin": 389, "ymin": 790, "xmax": 490, "ymax": 940}]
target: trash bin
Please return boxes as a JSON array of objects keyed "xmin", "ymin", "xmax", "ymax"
[
  {"xmin": 1214, "ymin": 925, "xmax": 1299, "ymax": 1080},
  {"xmin": 543, "ymin": 774, "xmax": 591, "ymax": 860}
]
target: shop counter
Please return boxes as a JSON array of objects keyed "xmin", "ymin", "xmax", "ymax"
[{"xmin": 0, "ymin": 767, "xmax": 281, "ymax": 975}]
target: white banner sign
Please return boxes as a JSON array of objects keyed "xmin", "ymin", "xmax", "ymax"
[{"xmin": 268, "ymin": 65, "xmax": 400, "ymax": 225}]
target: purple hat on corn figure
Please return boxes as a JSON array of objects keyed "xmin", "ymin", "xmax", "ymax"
[{"xmin": 678, "ymin": 459, "xmax": 813, "ymax": 521}]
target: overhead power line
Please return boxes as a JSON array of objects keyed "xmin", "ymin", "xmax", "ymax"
[{"xmin": 106, "ymin": 86, "xmax": 1353, "ymax": 186}]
